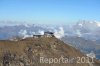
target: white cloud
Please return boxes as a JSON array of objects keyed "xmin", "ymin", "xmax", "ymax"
[
  {"xmin": 19, "ymin": 30, "xmax": 27, "ymax": 36},
  {"xmin": 96, "ymin": 22, "xmax": 100, "ymax": 27},
  {"xmin": 54, "ymin": 27, "xmax": 65, "ymax": 39},
  {"xmin": 38, "ymin": 30, "xmax": 44, "ymax": 35},
  {"xmin": 18, "ymin": 27, "xmax": 65, "ymax": 39},
  {"xmin": 76, "ymin": 30, "xmax": 82, "ymax": 37},
  {"xmin": 19, "ymin": 30, "xmax": 33, "ymax": 39}
]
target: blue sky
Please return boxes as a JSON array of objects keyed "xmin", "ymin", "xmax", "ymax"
[{"xmin": 0, "ymin": 0, "xmax": 100, "ymax": 24}]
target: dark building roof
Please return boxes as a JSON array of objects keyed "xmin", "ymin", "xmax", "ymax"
[{"xmin": 44, "ymin": 32, "xmax": 54, "ymax": 34}]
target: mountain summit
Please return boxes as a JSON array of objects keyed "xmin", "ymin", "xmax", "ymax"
[{"xmin": 0, "ymin": 36, "xmax": 99, "ymax": 66}]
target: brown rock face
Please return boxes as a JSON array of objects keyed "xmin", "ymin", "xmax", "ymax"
[{"xmin": 0, "ymin": 37, "xmax": 100, "ymax": 66}]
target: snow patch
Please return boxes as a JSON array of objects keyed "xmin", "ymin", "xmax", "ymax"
[{"xmin": 86, "ymin": 51, "xmax": 96, "ymax": 59}]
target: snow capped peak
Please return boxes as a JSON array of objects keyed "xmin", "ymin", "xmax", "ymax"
[
  {"xmin": 78, "ymin": 23, "xmax": 83, "ymax": 27},
  {"xmin": 24, "ymin": 24, "xmax": 30, "ymax": 27},
  {"xmin": 76, "ymin": 20, "xmax": 100, "ymax": 29}
]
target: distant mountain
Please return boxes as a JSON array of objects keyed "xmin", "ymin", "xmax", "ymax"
[
  {"xmin": 73, "ymin": 20, "xmax": 100, "ymax": 40},
  {"xmin": 62, "ymin": 36, "xmax": 100, "ymax": 59},
  {"xmin": 62, "ymin": 20, "xmax": 100, "ymax": 40}
]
